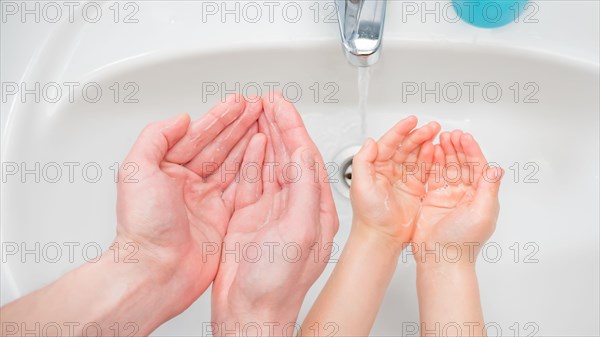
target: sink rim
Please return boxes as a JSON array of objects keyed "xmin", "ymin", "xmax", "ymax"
[{"xmin": 3, "ymin": 38, "xmax": 598, "ymax": 157}]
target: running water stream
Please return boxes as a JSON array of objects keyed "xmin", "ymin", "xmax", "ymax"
[{"xmin": 357, "ymin": 66, "xmax": 371, "ymax": 140}]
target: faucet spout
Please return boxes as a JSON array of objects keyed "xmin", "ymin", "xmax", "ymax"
[{"xmin": 336, "ymin": 0, "xmax": 387, "ymax": 67}]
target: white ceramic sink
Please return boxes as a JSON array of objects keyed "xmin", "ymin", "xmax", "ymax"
[
  {"xmin": 2, "ymin": 40, "xmax": 599, "ymax": 335},
  {"xmin": 2, "ymin": 0, "xmax": 600, "ymax": 335}
]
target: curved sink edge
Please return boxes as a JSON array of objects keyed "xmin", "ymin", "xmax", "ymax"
[
  {"xmin": 3, "ymin": 38, "xmax": 598, "ymax": 160},
  {"xmin": 80, "ymin": 39, "xmax": 600, "ymax": 85}
]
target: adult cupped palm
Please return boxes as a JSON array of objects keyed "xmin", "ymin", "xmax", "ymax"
[
  {"xmin": 211, "ymin": 93, "xmax": 339, "ymax": 337},
  {"xmin": 115, "ymin": 94, "xmax": 262, "ymax": 317}
]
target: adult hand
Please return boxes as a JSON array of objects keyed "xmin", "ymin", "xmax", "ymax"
[
  {"xmin": 0, "ymin": 95, "xmax": 263, "ymax": 337},
  {"xmin": 116, "ymin": 95, "xmax": 262, "ymax": 316},
  {"xmin": 211, "ymin": 93, "xmax": 339, "ymax": 336}
]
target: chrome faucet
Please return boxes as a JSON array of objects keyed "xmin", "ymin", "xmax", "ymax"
[{"xmin": 336, "ymin": 0, "xmax": 387, "ymax": 67}]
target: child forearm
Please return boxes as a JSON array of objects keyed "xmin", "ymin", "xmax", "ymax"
[
  {"xmin": 416, "ymin": 262, "xmax": 486, "ymax": 337},
  {"xmin": 300, "ymin": 224, "xmax": 402, "ymax": 337}
]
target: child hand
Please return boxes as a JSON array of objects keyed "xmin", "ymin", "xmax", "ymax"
[
  {"xmin": 351, "ymin": 116, "xmax": 440, "ymax": 252},
  {"xmin": 412, "ymin": 130, "xmax": 504, "ymax": 266}
]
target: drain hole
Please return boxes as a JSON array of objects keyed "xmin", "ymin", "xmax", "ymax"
[
  {"xmin": 342, "ymin": 159, "xmax": 353, "ymax": 188},
  {"xmin": 333, "ymin": 145, "xmax": 361, "ymax": 198}
]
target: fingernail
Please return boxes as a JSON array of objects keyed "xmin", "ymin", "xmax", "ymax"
[
  {"xmin": 363, "ymin": 137, "xmax": 375, "ymax": 148},
  {"xmin": 274, "ymin": 99, "xmax": 285, "ymax": 115},
  {"xmin": 302, "ymin": 148, "xmax": 316, "ymax": 165},
  {"xmin": 493, "ymin": 167, "xmax": 503, "ymax": 179},
  {"xmin": 225, "ymin": 93, "xmax": 241, "ymax": 104},
  {"xmin": 246, "ymin": 95, "xmax": 261, "ymax": 104},
  {"xmin": 165, "ymin": 113, "xmax": 187, "ymax": 129}
]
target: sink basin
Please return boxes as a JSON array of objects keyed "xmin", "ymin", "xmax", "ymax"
[{"xmin": 2, "ymin": 41, "xmax": 599, "ymax": 336}]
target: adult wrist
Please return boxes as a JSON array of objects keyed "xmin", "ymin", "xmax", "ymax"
[
  {"xmin": 212, "ymin": 308, "xmax": 301, "ymax": 337},
  {"xmin": 106, "ymin": 236, "xmax": 205, "ymax": 321}
]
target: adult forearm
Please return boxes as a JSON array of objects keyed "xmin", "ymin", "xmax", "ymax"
[{"xmin": 1, "ymin": 244, "xmax": 180, "ymax": 337}]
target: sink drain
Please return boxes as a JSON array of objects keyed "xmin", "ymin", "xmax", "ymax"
[{"xmin": 332, "ymin": 145, "xmax": 361, "ymax": 198}]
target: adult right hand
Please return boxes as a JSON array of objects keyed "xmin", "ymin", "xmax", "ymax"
[{"xmin": 211, "ymin": 93, "xmax": 339, "ymax": 337}]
